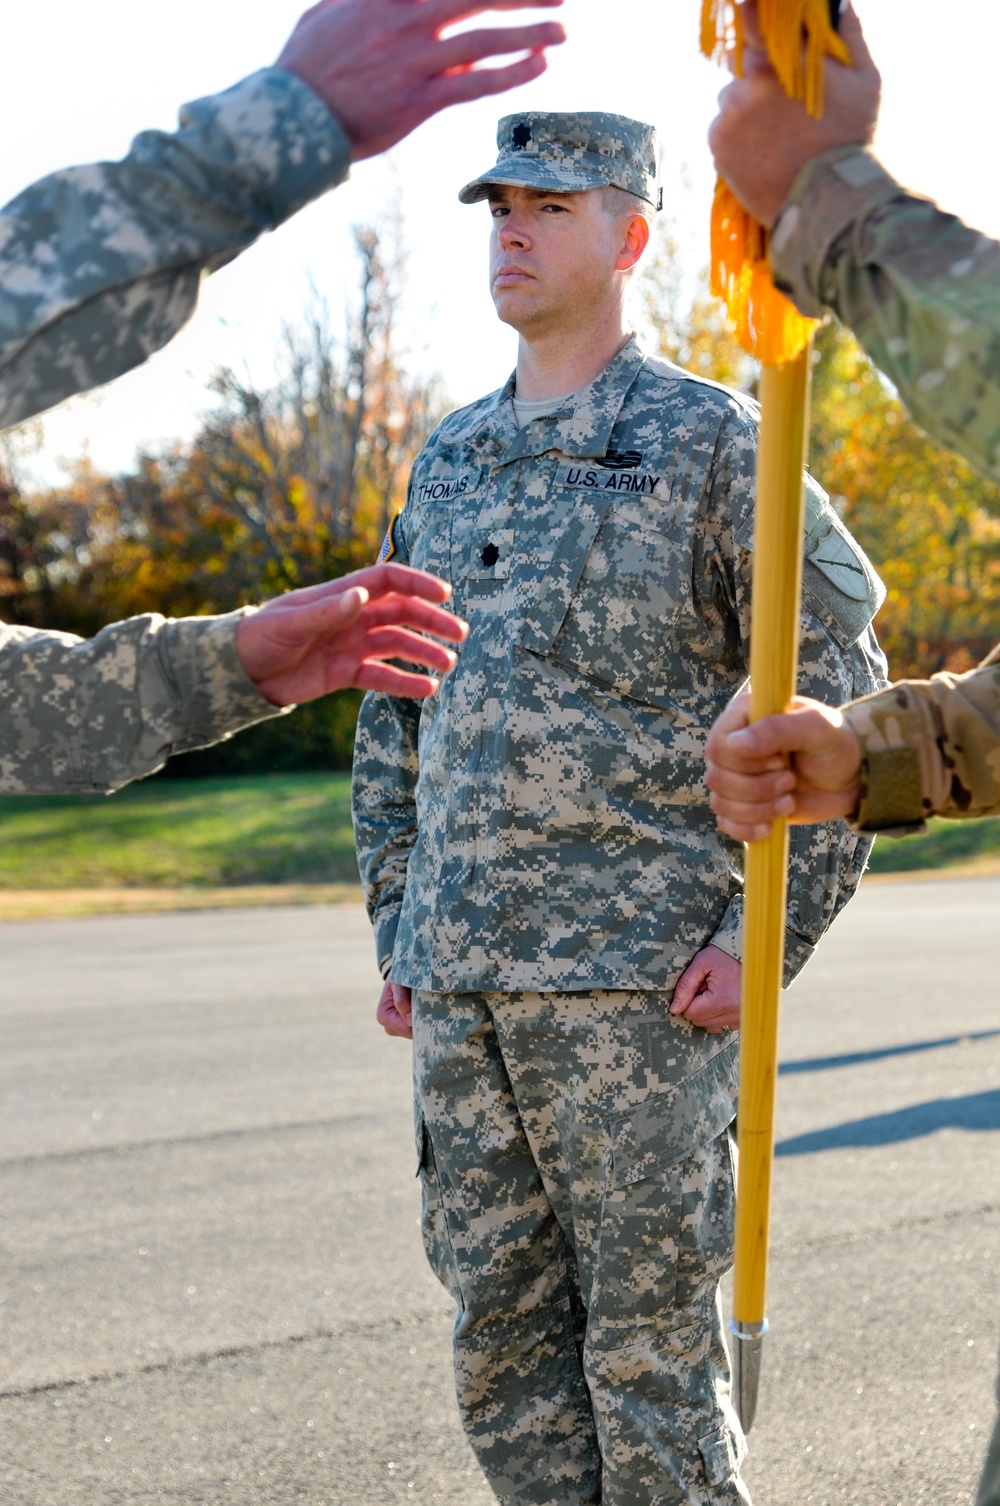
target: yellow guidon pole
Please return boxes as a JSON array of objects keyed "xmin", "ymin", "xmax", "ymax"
[{"xmin": 699, "ymin": 0, "xmax": 850, "ymax": 1433}]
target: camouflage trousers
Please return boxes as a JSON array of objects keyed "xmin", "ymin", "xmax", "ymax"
[{"xmin": 412, "ymin": 987, "xmax": 749, "ymax": 1506}]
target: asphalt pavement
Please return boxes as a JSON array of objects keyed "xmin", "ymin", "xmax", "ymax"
[{"xmin": 1, "ymin": 876, "xmax": 998, "ymax": 1505}]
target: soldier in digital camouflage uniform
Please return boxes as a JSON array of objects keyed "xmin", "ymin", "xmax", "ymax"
[
  {"xmin": 0, "ymin": 0, "xmax": 562, "ymax": 794},
  {"xmin": 352, "ymin": 111, "xmax": 887, "ymax": 1505},
  {"xmin": 704, "ymin": 5, "xmax": 1000, "ymax": 1501}
]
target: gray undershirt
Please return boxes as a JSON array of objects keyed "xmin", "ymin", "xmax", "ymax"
[{"xmin": 511, "ymin": 388, "xmax": 578, "ymax": 429}]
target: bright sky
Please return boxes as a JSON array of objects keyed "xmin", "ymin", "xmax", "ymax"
[{"xmin": 5, "ymin": 0, "xmax": 999, "ymax": 484}]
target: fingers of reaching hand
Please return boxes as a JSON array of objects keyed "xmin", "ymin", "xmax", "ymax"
[
  {"xmin": 356, "ymin": 662, "xmax": 443, "ymax": 699},
  {"xmin": 425, "ymin": 50, "xmax": 548, "ymax": 109},
  {"xmin": 349, "ymin": 562, "xmax": 453, "ymax": 604},
  {"xmin": 429, "ymin": 22, "xmax": 563, "ymax": 72},
  {"xmin": 423, "ymin": 0, "xmax": 563, "ymax": 25},
  {"xmin": 360, "ymin": 592, "xmax": 468, "ymax": 646},
  {"xmin": 357, "ymin": 624, "xmax": 459, "ymax": 673}
]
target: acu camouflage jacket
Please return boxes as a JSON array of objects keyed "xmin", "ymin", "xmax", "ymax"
[
  {"xmin": 0, "ymin": 67, "xmax": 350, "ymax": 792},
  {"xmin": 771, "ymin": 147, "xmax": 1000, "ymax": 831},
  {"xmin": 353, "ymin": 337, "xmax": 888, "ymax": 994}
]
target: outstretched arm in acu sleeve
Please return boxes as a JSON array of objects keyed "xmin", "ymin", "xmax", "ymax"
[
  {"xmin": 0, "ymin": 67, "xmax": 351, "ymax": 431},
  {"xmin": 0, "ymin": 567, "xmax": 464, "ymax": 795},
  {"xmin": 0, "ymin": 0, "xmax": 564, "ymax": 430}
]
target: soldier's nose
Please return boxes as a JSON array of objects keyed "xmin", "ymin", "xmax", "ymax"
[{"xmin": 500, "ymin": 222, "xmax": 529, "ymax": 249}]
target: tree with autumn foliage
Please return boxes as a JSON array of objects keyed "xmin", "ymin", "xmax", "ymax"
[{"xmin": 809, "ymin": 321, "xmax": 1000, "ymax": 678}]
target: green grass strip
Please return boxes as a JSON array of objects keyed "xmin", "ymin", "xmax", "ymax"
[
  {"xmin": 868, "ymin": 814, "xmax": 1000, "ymax": 874},
  {"xmin": 0, "ymin": 774, "xmax": 358, "ymax": 889}
]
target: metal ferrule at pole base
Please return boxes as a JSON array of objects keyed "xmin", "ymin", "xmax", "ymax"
[{"xmin": 729, "ymin": 1317, "xmax": 769, "ymax": 1435}]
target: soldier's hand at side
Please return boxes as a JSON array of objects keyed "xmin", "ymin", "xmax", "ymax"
[
  {"xmin": 669, "ymin": 946, "xmax": 741, "ymax": 1035},
  {"xmin": 277, "ymin": 0, "xmax": 566, "ymax": 161},
  {"xmin": 708, "ymin": 2, "xmax": 881, "ymax": 227},
  {"xmin": 705, "ymin": 693, "xmax": 863, "ymax": 842},
  {"xmin": 376, "ymin": 980, "xmax": 413, "ymax": 1039},
  {"xmin": 235, "ymin": 562, "xmax": 469, "ymax": 705}
]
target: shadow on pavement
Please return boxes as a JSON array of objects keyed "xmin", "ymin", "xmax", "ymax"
[
  {"xmin": 779, "ymin": 1029, "xmax": 1000, "ymax": 1077},
  {"xmin": 775, "ymin": 1088, "xmax": 1000, "ymax": 1156}
]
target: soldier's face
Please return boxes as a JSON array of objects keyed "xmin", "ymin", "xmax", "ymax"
[{"xmin": 487, "ymin": 186, "xmax": 627, "ymax": 337}]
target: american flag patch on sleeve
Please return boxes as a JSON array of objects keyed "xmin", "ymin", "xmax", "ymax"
[{"xmin": 378, "ymin": 509, "xmax": 402, "ymax": 564}]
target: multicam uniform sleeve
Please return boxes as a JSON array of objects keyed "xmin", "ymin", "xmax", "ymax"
[
  {"xmin": 0, "ymin": 609, "xmax": 286, "ymax": 794},
  {"xmin": 0, "ymin": 68, "xmax": 350, "ymax": 430},
  {"xmin": 700, "ymin": 419, "xmax": 888, "ymax": 984},
  {"xmin": 769, "ymin": 146, "xmax": 1000, "ymax": 481},
  {"xmin": 351, "ymin": 510, "xmax": 421, "ymax": 979},
  {"xmin": 764, "ymin": 152, "xmax": 1000, "ymax": 834},
  {"xmin": 842, "ymin": 644, "xmax": 1000, "ymax": 833}
]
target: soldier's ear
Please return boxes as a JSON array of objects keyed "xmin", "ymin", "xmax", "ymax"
[{"xmin": 616, "ymin": 213, "xmax": 650, "ymax": 273}]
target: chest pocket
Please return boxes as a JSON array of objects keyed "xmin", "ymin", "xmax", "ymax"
[{"xmin": 517, "ymin": 487, "xmax": 688, "ymax": 699}]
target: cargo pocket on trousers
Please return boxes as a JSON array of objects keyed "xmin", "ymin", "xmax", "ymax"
[
  {"xmin": 591, "ymin": 1039, "xmax": 739, "ymax": 1334},
  {"xmin": 699, "ymin": 1424, "xmax": 748, "ymax": 1495},
  {"xmin": 416, "ymin": 1117, "xmax": 464, "ymax": 1308}
]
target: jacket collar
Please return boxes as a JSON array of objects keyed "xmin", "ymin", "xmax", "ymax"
[{"xmin": 460, "ymin": 335, "xmax": 648, "ymax": 469}]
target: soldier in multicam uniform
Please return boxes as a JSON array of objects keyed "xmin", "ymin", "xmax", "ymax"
[
  {"xmin": 704, "ymin": 1, "xmax": 999, "ymax": 841},
  {"xmin": 352, "ymin": 110, "xmax": 886, "ymax": 1505},
  {"xmin": 702, "ymin": 5, "xmax": 1000, "ymax": 1502},
  {"xmin": 0, "ymin": 0, "xmax": 564, "ymax": 793}
]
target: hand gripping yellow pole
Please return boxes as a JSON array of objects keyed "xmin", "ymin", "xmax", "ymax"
[{"xmin": 699, "ymin": 0, "xmax": 848, "ymax": 1432}]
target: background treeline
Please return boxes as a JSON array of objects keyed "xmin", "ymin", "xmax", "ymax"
[{"xmin": 2, "ymin": 224, "xmax": 999, "ymax": 774}]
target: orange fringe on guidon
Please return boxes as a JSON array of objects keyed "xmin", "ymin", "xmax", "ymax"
[{"xmin": 700, "ymin": 0, "xmax": 851, "ymax": 364}]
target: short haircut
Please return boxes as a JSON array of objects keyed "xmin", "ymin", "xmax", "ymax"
[{"xmin": 602, "ymin": 184, "xmax": 652, "ymax": 225}]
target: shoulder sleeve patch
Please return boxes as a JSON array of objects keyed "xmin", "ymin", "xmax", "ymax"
[
  {"xmin": 807, "ymin": 528, "xmax": 871, "ymax": 601},
  {"xmin": 802, "ymin": 477, "xmax": 885, "ymax": 646}
]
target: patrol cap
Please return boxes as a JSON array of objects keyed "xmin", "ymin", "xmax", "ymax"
[{"xmin": 458, "ymin": 111, "xmax": 661, "ymax": 211}]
